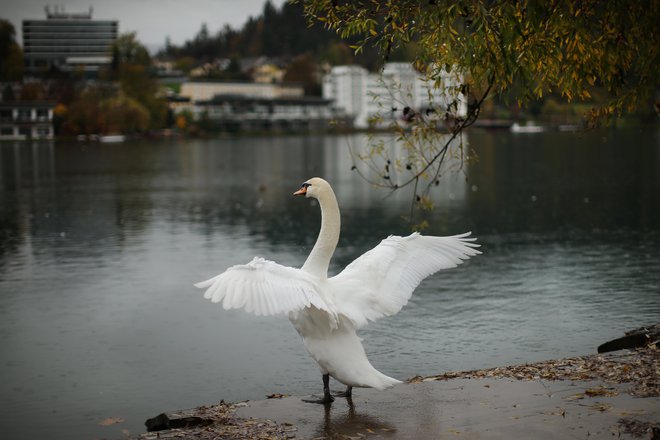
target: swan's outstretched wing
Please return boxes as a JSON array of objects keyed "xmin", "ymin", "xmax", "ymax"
[
  {"xmin": 195, "ymin": 257, "xmax": 331, "ymax": 316},
  {"xmin": 328, "ymin": 232, "xmax": 481, "ymax": 328}
]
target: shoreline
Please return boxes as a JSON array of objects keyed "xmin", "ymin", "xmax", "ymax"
[{"xmin": 134, "ymin": 340, "xmax": 658, "ymax": 439}]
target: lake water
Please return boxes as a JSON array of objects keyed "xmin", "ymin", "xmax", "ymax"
[{"xmin": 1, "ymin": 129, "xmax": 659, "ymax": 439}]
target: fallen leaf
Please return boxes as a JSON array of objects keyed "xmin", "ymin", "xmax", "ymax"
[
  {"xmin": 585, "ymin": 387, "xmax": 618, "ymax": 397},
  {"xmin": 98, "ymin": 417, "xmax": 124, "ymax": 426},
  {"xmin": 590, "ymin": 403, "xmax": 612, "ymax": 412}
]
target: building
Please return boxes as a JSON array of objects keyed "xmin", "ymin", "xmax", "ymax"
[
  {"xmin": 252, "ymin": 64, "xmax": 285, "ymax": 84},
  {"xmin": 175, "ymin": 81, "xmax": 349, "ymax": 133},
  {"xmin": 322, "ymin": 65, "xmax": 366, "ymax": 118},
  {"xmin": 180, "ymin": 81, "xmax": 304, "ymax": 103},
  {"xmin": 0, "ymin": 102, "xmax": 55, "ymax": 140},
  {"xmin": 22, "ymin": 6, "xmax": 118, "ymax": 76},
  {"xmin": 193, "ymin": 95, "xmax": 346, "ymax": 132},
  {"xmin": 323, "ymin": 63, "xmax": 467, "ymax": 128}
]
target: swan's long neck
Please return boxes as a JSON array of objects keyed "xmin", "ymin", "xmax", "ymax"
[{"xmin": 302, "ymin": 187, "xmax": 340, "ymax": 278}]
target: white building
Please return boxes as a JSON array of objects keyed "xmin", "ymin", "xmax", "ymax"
[
  {"xmin": 180, "ymin": 81, "xmax": 304, "ymax": 103},
  {"xmin": 193, "ymin": 95, "xmax": 344, "ymax": 132},
  {"xmin": 0, "ymin": 102, "xmax": 54, "ymax": 140},
  {"xmin": 322, "ymin": 65, "xmax": 366, "ymax": 117},
  {"xmin": 323, "ymin": 63, "xmax": 467, "ymax": 128}
]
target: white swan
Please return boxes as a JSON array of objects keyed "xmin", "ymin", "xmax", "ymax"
[{"xmin": 195, "ymin": 177, "xmax": 481, "ymax": 403}]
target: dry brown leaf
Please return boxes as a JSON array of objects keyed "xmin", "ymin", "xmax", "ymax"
[
  {"xmin": 585, "ymin": 387, "xmax": 618, "ymax": 397},
  {"xmin": 590, "ymin": 403, "xmax": 613, "ymax": 412},
  {"xmin": 99, "ymin": 417, "xmax": 124, "ymax": 426}
]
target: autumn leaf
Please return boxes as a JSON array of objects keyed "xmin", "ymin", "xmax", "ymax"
[{"xmin": 98, "ymin": 417, "xmax": 124, "ymax": 426}]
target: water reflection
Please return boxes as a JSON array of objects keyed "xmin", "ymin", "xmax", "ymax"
[
  {"xmin": 0, "ymin": 130, "xmax": 658, "ymax": 440},
  {"xmin": 312, "ymin": 397, "xmax": 397, "ymax": 438}
]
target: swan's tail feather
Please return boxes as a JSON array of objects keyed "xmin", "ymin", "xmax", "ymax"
[{"xmin": 370, "ymin": 373, "xmax": 402, "ymax": 390}]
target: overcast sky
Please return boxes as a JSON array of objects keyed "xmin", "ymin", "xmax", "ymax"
[{"xmin": 0, "ymin": 0, "xmax": 288, "ymax": 51}]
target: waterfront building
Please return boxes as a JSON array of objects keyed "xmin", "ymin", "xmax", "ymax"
[
  {"xmin": 321, "ymin": 65, "xmax": 366, "ymax": 119},
  {"xmin": 22, "ymin": 6, "xmax": 118, "ymax": 76},
  {"xmin": 193, "ymin": 95, "xmax": 346, "ymax": 132},
  {"xmin": 252, "ymin": 64, "xmax": 285, "ymax": 84},
  {"xmin": 0, "ymin": 102, "xmax": 54, "ymax": 140},
  {"xmin": 323, "ymin": 63, "xmax": 467, "ymax": 128},
  {"xmin": 176, "ymin": 81, "xmax": 346, "ymax": 133},
  {"xmin": 180, "ymin": 81, "xmax": 304, "ymax": 103}
]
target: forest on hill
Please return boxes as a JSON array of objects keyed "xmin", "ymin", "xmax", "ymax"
[{"xmin": 158, "ymin": 0, "xmax": 412, "ymax": 71}]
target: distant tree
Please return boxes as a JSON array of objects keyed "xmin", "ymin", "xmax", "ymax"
[
  {"xmin": 302, "ymin": 1, "xmax": 658, "ymax": 120},
  {"xmin": 242, "ymin": 17, "xmax": 263, "ymax": 56},
  {"xmin": 196, "ymin": 23, "xmax": 210, "ymax": 43},
  {"xmin": 174, "ymin": 108, "xmax": 195, "ymax": 132},
  {"xmin": 174, "ymin": 56, "xmax": 196, "ymax": 74},
  {"xmin": 160, "ymin": 2, "xmax": 345, "ymax": 65},
  {"xmin": 62, "ymin": 87, "xmax": 105, "ymax": 134},
  {"xmin": 47, "ymin": 77, "xmax": 78, "ymax": 106},
  {"xmin": 19, "ymin": 82, "xmax": 47, "ymax": 101},
  {"xmin": 2, "ymin": 83, "xmax": 15, "ymax": 101},
  {"xmin": 321, "ymin": 42, "xmax": 354, "ymax": 66},
  {"xmin": 99, "ymin": 94, "xmax": 150, "ymax": 134},
  {"xmin": 112, "ymin": 32, "xmax": 151, "ymax": 67},
  {"xmin": 61, "ymin": 85, "xmax": 152, "ymax": 134},
  {"xmin": 0, "ymin": 19, "xmax": 23, "ymax": 81},
  {"xmin": 283, "ymin": 54, "xmax": 321, "ymax": 95},
  {"xmin": 223, "ymin": 55, "xmax": 250, "ymax": 80},
  {"xmin": 261, "ymin": 1, "xmax": 281, "ymax": 56},
  {"xmin": 118, "ymin": 63, "xmax": 167, "ymax": 128},
  {"xmin": 301, "ymin": 0, "xmax": 660, "ymax": 224},
  {"xmin": 108, "ymin": 33, "xmax": 168, "ymax": 129}
]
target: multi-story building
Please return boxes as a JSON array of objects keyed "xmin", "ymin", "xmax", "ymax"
[
  {"xmin": 180, "ymin": 81, "xmax": 304, "ymax": 103},
  {"xmin": 193, "ymin": 95, "xmax": 345, "ymax": 132},
  {"xmin": 0, "ymin": 102, "xmax": 54, "ymax": 140},
  {"xmin": 322, "ymin": 65, "xmax": 366, "ymax": 118},
  {"xmin": 323, "ymin": 63, "xmax": 467, "ymax": 128},
  {"xmin": 22, "ymin": 6, "xmax": 118, "ymax": 76}
]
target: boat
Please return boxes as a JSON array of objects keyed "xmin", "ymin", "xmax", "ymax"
[
  {"xmin": 510, "ymin": 122, "xmax": 545, "ymax": 133},
  {"xmin": 99, "ymin": 134, "xmax": 126, "ymax": 143}
]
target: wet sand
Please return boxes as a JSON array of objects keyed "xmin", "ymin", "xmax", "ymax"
[
  {"xmin": 136, "ymin": 346, "xmax": 658, "ymax": 439},
  {"xmin": 240, "ymin": 378, "xmax": 658, "ymax": 439}
]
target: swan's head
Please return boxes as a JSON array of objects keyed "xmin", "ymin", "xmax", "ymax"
[{"xmin": 293, "ymin": 177, "xmax": 330, "ymax": 199}]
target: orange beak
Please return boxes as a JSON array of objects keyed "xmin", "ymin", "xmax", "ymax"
[{"xmin": 293, "ymin": 186, "xmax": 307, "ymax": 196}]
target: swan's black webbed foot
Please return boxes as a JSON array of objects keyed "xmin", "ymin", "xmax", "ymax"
[
  {"xmin": 302, "ymin": 374, "xmax": 334, "ymax": 404},
  {"xmin": 333, "ymin": 386, "xmax": 353, "ymax": 398}
]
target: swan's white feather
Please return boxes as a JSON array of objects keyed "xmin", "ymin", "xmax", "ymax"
[
  {"xmin": 195, "ymin": 177, "xmax": 481, "ymax": 392},
  {"xmin": 328, "ymin": 232, "xmax": 481, "ymax": 328},
  {"xmin": 195, "ymin": 257, "xmax": 331, "ymax": 317}
]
